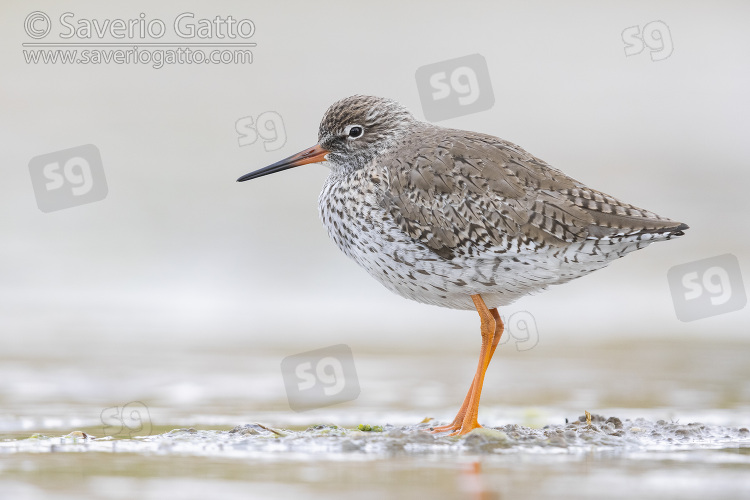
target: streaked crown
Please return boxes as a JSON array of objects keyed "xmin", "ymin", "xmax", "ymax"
[{"xmin": 318, "ymin": 95, "xmax": 416, "ymax": 169}]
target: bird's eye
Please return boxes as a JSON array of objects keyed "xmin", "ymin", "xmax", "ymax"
[{"xmin": 345, "ymin": 125, "xmax": 364, "ymax": 139}]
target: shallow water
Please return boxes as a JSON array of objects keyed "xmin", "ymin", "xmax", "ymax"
[{"xmin": 1, "ymin": 340, "xmax": 749, "ymax": 499}]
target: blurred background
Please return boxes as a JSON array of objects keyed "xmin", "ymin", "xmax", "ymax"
[
  {"xmin": 2, "ymin": 1, "xmax": 749, "ymax": 498},
  {"xmin": 3, "ymin": 1, "xmax": 748, "ymax": 356}
]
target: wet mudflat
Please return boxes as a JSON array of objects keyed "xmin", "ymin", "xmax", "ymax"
[{"xmin": 1, "ymin": 339, "xmax": 748, "ymax": 499}]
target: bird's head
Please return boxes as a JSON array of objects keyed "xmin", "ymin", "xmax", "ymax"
[
  {"xmin": 237, "ymin": 95, "xmax": 415, "ymax": 182},
  {"xmin": 317, "ymin": 95, "xmax": 415, "ymax": 169}
]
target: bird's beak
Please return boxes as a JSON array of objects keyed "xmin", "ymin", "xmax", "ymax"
[{"xmin": 236, "ymin": 144, "xmax": 330, "ymax": 182}]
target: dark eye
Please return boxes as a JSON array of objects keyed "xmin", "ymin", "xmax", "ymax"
[{"xmin": 346, "ymin": 125, "xmax": 364, "ymax": 139}]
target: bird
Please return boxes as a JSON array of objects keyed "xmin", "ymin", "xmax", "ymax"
[{"xmin": 237, "ymin": 95, "xmax": 688, "ymax": 436}]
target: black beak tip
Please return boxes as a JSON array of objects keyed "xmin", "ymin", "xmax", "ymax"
[{"xmin": 236, "ymin": 171, "xmax": 262, "ymax": 182}]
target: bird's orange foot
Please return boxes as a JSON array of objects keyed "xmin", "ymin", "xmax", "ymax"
[
  {"xmin": 428, "ymin": 421, "xmax": 460, "ymax": 434},
  {"xmin": 428, "ymin": 416, "xmax": 483, "ymax": 436},
  {"xmin": 450, "ymin": 417, "xmax": 483, "ymax": 436}
]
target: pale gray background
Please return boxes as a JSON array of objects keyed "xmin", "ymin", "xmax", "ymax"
[{"xmin": 2, "ymin": 0, "xmax": 749, "ymax": 355}]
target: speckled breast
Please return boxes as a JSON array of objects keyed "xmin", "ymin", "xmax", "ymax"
[{"xmin": 316, "ymin": 167, "xmax": 564, "ymax": 311}]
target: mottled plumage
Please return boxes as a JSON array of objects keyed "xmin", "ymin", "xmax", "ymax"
[{"xmin": 308, "ymin": 96, "xmax": 687, "ymax": 310}]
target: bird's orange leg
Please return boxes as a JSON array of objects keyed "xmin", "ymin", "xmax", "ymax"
[
  {"xmin": 429, "ymin": 307, "xmax": 503, "ymax": 432},
  {"xmin": 429, "ymin": 296, "xmax": 504, "ymax": 435}
]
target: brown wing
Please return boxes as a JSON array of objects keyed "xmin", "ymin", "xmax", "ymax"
[{"xmin": 376, "ymin": 128, "xmax": 686, "ymax": 259}]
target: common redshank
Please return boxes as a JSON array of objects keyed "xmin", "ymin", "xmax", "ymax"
[{"xmin": 237, "ymin": 95, "xmax": 688, "ymax": 436}]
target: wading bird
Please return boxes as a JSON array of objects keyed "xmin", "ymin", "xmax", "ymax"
[{"xmin": 237, "ymin": 95, "xmax": 688, "ymax": 435}]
